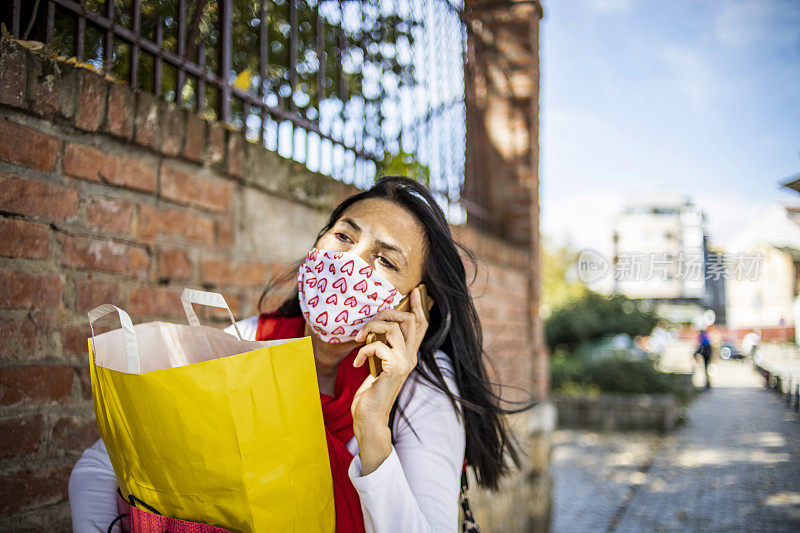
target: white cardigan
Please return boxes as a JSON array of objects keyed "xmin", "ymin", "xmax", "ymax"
[{"xmin": 69, "ymin": 316, "xmax": 466, "ymax": 532}]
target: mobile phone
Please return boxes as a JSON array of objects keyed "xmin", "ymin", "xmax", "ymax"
[{"xmin": 366, "ymin": 284, "xmax": 430, "ymax": 377}]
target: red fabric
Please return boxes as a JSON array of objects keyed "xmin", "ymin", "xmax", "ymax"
[
  {"xmin": 257, "ymin": 311, "xmax": 368, "ymax": 533},
  {"xmin": 115, "ymin": 490, "xmax": 231, "ymax": 533}
]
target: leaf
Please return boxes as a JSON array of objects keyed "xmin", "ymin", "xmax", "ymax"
[{"xmin": 232, "ymin": 68, "xmax": 253, "ymax": 91}]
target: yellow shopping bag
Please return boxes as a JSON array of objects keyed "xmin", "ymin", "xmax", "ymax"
[{"xmin": 87, "ymin": 288, "xmax": 334, "ymax": 533}]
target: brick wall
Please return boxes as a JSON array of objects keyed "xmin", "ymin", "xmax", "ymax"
[
  {"xmin": 463, "ymin": 2, "xmax": 552, "ymax": 530},
  {"xmin": 0, "ymin": 35, "xmax": 546, "ymax": 531}
]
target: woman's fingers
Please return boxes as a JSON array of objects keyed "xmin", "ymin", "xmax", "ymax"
[
  {"xmin": 361, "ymin": 308, "xmax": 416, "ymax": 342},
  {"xmin": 353, "ymin": 340, "xmax": 410, "ymax": 376},
  {"xmin": 355, "ymin": 318, "xmax": 408, "ymax": 350}
]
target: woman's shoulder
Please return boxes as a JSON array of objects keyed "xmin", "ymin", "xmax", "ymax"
[
  {"xmin": 391, "ymin": 348, "xmax": 465, "ymax": 453},
  {"xmin": 397, "ymin": 348, "xmax": 461, "ymax": 419},
  {"xmin": 413, "ymin": 348, "xmax": 457, "ymax": 387}
]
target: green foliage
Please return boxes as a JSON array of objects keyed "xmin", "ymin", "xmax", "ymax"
[
  {"xmin": 51, "ymin": 0, "xmax": 417, "ymax": 126},
  {"xmin": 376, "ymin": 150, "xmax": 430, "ymax": 185},
  {"xmin": 541, "ymin": 239, "xmax": 586, "ymax": 312},
  {"xmin": 551, "ymin": 350, "xmax": 690, "ymax": 401},
  {"xmin": 545, "ymin": 291, "xmax": 660, "ymax": 351}
]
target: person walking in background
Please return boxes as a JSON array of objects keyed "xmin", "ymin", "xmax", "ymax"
[{"xmin": 696, "ymin": 327, "xmax": 712, "ymax": 389}]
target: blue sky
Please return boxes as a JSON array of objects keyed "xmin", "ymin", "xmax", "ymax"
[{"xmin": 540, "ymin": 0, "xmax": 800, "ymax": 253}]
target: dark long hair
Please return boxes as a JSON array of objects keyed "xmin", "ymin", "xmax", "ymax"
[{"xmin": 258, "ymin": 175, "xmax": 535, "ymax": 490}]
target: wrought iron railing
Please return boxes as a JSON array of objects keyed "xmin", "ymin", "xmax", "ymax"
[{"xmin": 6, "ymin": 0, "xmax": 480, "ymax": 226}]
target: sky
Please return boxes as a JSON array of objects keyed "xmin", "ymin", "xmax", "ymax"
[{"xmin": 539, "ymin": 0, "xmax": 800, "ymax": 256}]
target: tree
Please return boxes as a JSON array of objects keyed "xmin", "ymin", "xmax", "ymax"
[
  {"xmin": 545, "ymin": 291, "xmax": 660, "ymax": 351},
  {"xmin": 46, "ymin": 0, "xmax": 418, "ymax": 141},
  {"xmin": 541, "ymin": 238, "xmax": 586, "ymax": 314}
]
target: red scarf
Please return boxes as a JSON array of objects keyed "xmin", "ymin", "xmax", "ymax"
[{"xmin": 256, "ymin": 312, "xmax": 368, "ymax": 533}]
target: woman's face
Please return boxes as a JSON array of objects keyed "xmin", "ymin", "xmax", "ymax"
[{"xmin": 315, "ymin": 198, "xmax": 427, "ymax": 295}]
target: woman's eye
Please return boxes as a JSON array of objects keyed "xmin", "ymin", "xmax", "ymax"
[
  {"xmin": 378, "ymin": 256, "xmax": 397, "ymax": 270},
  {"xmin": 335, "ymin": 232, "xmax": 351, "ymax": 243}
]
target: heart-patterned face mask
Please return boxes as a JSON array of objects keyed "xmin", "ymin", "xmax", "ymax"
[{"xmin": 297, "ymin": 247, "xmax": 405, "ymax": 343}]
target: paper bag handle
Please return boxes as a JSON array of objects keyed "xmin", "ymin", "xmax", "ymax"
[
  {"xmin": 181, "ymin": 288, "xmax": 243, "ymax": 340},
  {"xmin": 87, "ymin": 304, "xmax": 140, "ymax": 373}
]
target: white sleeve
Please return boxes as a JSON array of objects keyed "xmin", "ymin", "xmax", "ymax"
[
  {"xmin": 223, "ymin": 315, "xmax": 259, "ymax": 341},
  {"xmin": 348, "ymin": 351, "xmax": 465, "ymax": 533},
  {"xmin": 68, "ymin": 438, "xmax": 120, "ymax": 533}
]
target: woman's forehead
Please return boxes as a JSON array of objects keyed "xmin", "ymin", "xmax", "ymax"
[{"xmin": 338, "ymin": 199, "xmax": 426, "ymax": 251}]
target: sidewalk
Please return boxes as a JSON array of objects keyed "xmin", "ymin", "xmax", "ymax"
[{"xmin": 551, "ymin": 361, "xmax": 800, "ymax": 532}]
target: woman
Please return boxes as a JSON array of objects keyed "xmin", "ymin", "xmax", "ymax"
[{"xmin": 69, "ymin": 176, "xmax": 528, "ymax": 532}]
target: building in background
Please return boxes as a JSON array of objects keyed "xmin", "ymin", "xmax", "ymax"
[
  {"xmin": 725, "ymin": 202, "xmax": 800, "ymax": 342},
  {"xmin": 611, "ymin": 193, "xmax": 724, "ymax": 325}
]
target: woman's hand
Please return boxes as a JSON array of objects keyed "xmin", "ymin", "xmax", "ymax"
[{"xmin": 350, "ymin": 287, "xmax": 434, "ymax": 474}]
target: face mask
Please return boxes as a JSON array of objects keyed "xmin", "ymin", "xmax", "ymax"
[{"xmin": 297, "ymin": 247, "xmax": 405, "ymax": 343}]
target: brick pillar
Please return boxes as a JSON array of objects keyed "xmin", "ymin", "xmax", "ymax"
[{"xmin": 464, "ymin": 0, "xmax": 547, "ymax": 399}]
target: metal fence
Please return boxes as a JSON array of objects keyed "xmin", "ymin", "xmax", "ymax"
[{"xmin": 7, "ymin": 0, "xmax": 476, "ymax": 226}]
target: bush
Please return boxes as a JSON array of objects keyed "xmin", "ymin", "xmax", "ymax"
[
  {"xmin": 551, "ymin": 349, "xmax": 691, "ymax": 402},
  {"xmin": 545, "ymin": 291, "xmax": 660, "ymax": 350}
]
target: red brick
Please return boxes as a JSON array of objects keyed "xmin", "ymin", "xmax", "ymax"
[
  {"xmin": 0, "ymin": 366, "xmax": 74, "ymax": 406},
  {"xmin": 0, "ymin": 271, "xmax": 64, "ymax": 309},
  {"xmin": 0, "ymin": 317, "xmax": 37, "ymax": 361},
  {"xmin": 0, "ymin": 173, "xmax": 79, "ymax": 222},
  {"xmin": 216, "ymin": 218, "xmax": 234, "ymax": 246},
  {"xmin": 85, "ymin": 197, "xmax": 134, "ymax": 235},
  {"xmin": 127, "ymin": 285, "xmax": 185, "ymax": 317},
  {"xmin": 0, "ymin": 312, "xmax": 56, "ymax": 363},
  {"xmin": 76, "ymin": 365, "xmax": 92, "ymax": 399},
  {"xmin": 183, "ymin": 112, "xmax": 205, "ymax": 162},
  {"xmin": 63, "ymin": 143, "xmax": 157, "ymax": 193},
  {"xmin": 61, "ymin": 235, "xmax": 149, "ymax": 278},
  {"xmin": 75, "ymin": 72, "xmax": 107, "ymax": 131},
  {"xmin": 137, "ymin": 205, "xmax": 215, "ymax": 245},
  {"xmin": 0, "ymin": 119, "xmax": 59, "ymax": 172},
  {"xmin": 159, "ymin": 101, "xmax": 184, "ymax": 156},
  {"xmin": 0, "ymin": 43, "xmax": 25, "ymax": 108},
  {"xmin": 226, "ymin": 132, "xmax": 243, "ymax": 178},
  {"xmin": 161, "ymin": 165, "xmax": 233, "ymax": 213},
  {"xmin": 61, "ymin": 325, "xmax": 99, "ymax": 360},
  {"xmin": 0, "ymin": 415, "xmax": 44, "ymax": 458},
  {"xmin": 75, "ymin": 278, "xmax": 120, "ymax": 312},
  {"xmin": 134, "ymin": 92, "xmax": 158, "ymax": 149},
  {"xmin": 155, "ymin": 248, "xmax": 192, "ymax": 281},
  {"xmin": 0, "ymin": 465, "xmax": 71, "ymax": 514},
  {"xmin": 208, "ymin": 122, "xmax": 224, "ymax": 165},
  {"xmin": 105, "ymin": 84, "xmax": 134, "ymax": 139},
  {"xmin": 0, "ymin": 219, "xmax": 50, "ymax": 259},
  {"xmin": 51, "ymin": 417, "xmax": 99, "ymax": 451},
  {"xmin": 29, "ymin": 55, "xmax": 61, "ymax": 118},
  {"xmin": 202, "ymin": 259, "xmax": 268, "ymax": 288}
]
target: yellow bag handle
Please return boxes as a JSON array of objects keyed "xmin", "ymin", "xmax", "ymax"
[
  {"xmin": 181, "ymin": 288, "xmax": 243, "ymax": 340},
  {"xmin": 87, "ymin": 304, "xmax": 140, "ymax": 373}
]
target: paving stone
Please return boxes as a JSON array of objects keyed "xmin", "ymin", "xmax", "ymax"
[{"xmin": 551, "ymin": 360, "xmax": 800, "ymax": 533}]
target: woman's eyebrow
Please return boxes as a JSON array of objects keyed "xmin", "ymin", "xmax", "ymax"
[
  {"xmin": 341, "ymin": 217, "xmax": 407, "ymax": 266},
  {"xmin": 341, "ymin": 217, "xmax": 361, "ymax": 232},
  {"xmin": 341, "ymin": 218, "xmax": 408, "ymax": 263},
  {"xmin": 377, "ymin": 240, "xmax": 407, "ymax": 266}
]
